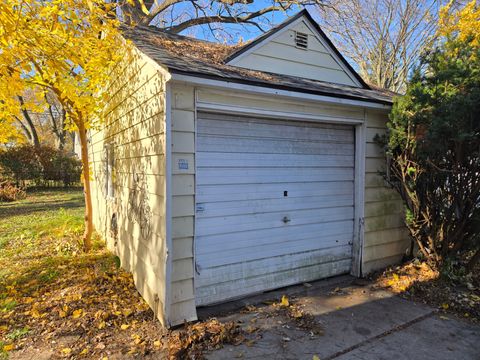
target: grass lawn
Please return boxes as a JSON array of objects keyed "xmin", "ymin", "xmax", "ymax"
[{"xmin": 0, "ymin": 189, "xmax": 166, "ymax": 359}]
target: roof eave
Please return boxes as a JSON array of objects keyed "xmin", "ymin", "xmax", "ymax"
[{"xmin": 168, "ymin": 68, "xmax": 392, "ymax": 107}]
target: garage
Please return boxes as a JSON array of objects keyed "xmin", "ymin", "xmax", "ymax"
[{"xmin": 194, "ymin": 112, "xmax": 356, "ymax": 306}]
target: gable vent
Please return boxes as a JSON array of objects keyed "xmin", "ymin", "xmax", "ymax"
[{"xmin": 295, "ymin": 31, "xmax": 308, "ymax": 49}]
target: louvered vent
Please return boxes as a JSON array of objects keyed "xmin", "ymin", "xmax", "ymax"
[{"xmin": 295, "ymin": 32, "xmax": 308, "ymax": 49}]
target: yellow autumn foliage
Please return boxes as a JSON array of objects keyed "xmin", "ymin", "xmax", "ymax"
[
  {"xmin": 0, "ymin": 0, "xmax": 135, "ymax": 249},
  {"xmin": 0, "ymin": 0, "xmax": 126, "ymax": 131},
  {"xmin": 439, "ymin": 1, "xmax": 480, "ymax": 47}
]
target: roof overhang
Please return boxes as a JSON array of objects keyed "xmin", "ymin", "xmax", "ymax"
[{"xmin": 169, "ymin": 71, "xmax": 392, "ymax": 110}]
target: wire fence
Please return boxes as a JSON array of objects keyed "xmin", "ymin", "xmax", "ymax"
[{"xmin": 0, "ymin": 170, "xmax": 82, "ymax": 189}]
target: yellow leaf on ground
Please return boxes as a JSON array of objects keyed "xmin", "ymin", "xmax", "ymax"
[
  {"xmin": 59, "ymin": 310, "xmax": 67, "ymax": 318},
  {"xmin": 153, "ymin": 340, "xmax": 161, "ymax": 347},
  {"xmin": 72, "ymin": 309, "xmax": 83, "ymax": 319},
  {"xmin": 3, "ymin": 344, "xmax": 14, "ymax": 352},
  {"xmin": 62, "ymin": 348, "xmax": 72, "ymax": 354},
  {"xmin": 313, "ymin": 356, "xmax": 320, "ymax": 360},
  {"xmin": 80, "ymin": 349, "xmax": 88, "ymax": 355},
  {"xmin": 280, "ymin": 295, "xmax": 289, "ymax": 307},
  {"xmin": 442, "ymin": 303, "xmax": 449, "ymax": 310},
  {"xmin": 121, "ymin": 324, "xmax": 130, "ymax": 330},
  {"xmin": 98, "ymin": 321, "xmax": 106, "ymax": 329}
]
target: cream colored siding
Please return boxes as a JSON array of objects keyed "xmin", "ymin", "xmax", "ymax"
[
  {"xmin": 88, "ymin": 47, "xmax": 170, "ymax": 325},
  {"xmin": 168, "ymin": 84, "xmax": 198, "ymax": 325},
  {"xmin": 228, "ymin": 20, "xmax": 360, "ymax": 87},
  {"xmin": 362, "ymin": 109, "xmax": 410, "ymax": 273}
]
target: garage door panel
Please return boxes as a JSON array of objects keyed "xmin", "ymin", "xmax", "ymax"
[
  {"xmin": 199, "ymin": 233, "xmax": 353, "ymax": 268},
  {"xmin": 197, "ymin": 152, "xmax": 354, "ymax": 168},
  {"xmin": 196, "ymin": 258, "xmax": 353, "ymax": 306},
  {"xmin": 196, "ymin": 206, "xmax": 354, "ymax": 236},
  {"xmin": 195, "ymin": 112, "xmax": 355, "ymax": 305},
  {"xmin": 197, "ymin": 117, "xmax": 354, "ymax": 142},
  {"xmin": 196, "ymin": 245, "xmax": 352, "ymax": 288},
  {"xmin": 196, "ymin": 194, "xmax": 353, "ymax": 218},
  {"xmin": 197, "ymin": 135, "xmax": 354, "ymax": 155},
  {"xmin": 197, "ymin": 220, "xmax": 354, "ymax": 255},
  {"xmin": 197, "ymin": 168, "xmax": 354, "ymax": 185},
  {"xmin": 197, "ymin": 181, "xmax": 354, "ymax": 202}
]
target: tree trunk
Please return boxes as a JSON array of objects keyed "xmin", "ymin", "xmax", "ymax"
[
  {"xmin": 18, "ymin": 96, "xmax": 40, "ymax": 147},
  {"xmin": 77, "ymin": 124, "xmax": 93, "ymax": 252}
]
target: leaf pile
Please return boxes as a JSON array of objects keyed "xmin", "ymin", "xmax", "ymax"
[
  {"xmin": 168, "ymin": 318, "xmax": 244, "ymax": 359},
  {"xmin": 0, "ymin": 190, "xmax": 167, "ymax": 358},
  {"xmin": 270, "ymin": 296, "xmax": 324, "ymax": 336},
  {"xmin": 373, "ymin": 260, "xmax": 480, "ymax": 321}
]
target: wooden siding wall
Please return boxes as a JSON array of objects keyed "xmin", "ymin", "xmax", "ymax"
[
  {"xmin": 168, "ymin": 84, "xmax": 198, "ymax": 325},
  {"xmin": 362, "ymin": 109, "xmax": 410, "ymax": 273},
  {"xmin": 230, "ymin": 20, "xmax": 359, "ymax": 87},
  {"xmin": 88, "ymin": 48, "xmax": 170, "ymax": 325}
]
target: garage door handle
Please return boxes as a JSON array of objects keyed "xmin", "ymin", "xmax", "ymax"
[{"xmin": 282, "ymin": 216, "xmax": 291, "ymax": 224}]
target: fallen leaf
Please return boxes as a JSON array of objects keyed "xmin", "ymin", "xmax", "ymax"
[
  {"xmin": 153, "ymin": 340, "xmax": 161, "ymax": 347},
  {"xmin": 72, "ymin": 309, "xmax": 83, "ymax": 319},
  {"xmin": 121, "ymin": 324, "xmax": 130, "ymax": 330},
  {"xmin": 441, "ymin": 303, "xmax": 449, "ymax": 310},
  {"xmin": 313, "ymin": 356, "xmax": 321, "ymax": 360},
  {"xmin": 61, "ymin": 348, "xmax": 72, "ymax": 355},
  {"xmin": 3, "ymin": 344, "xmax": 14, "ymax": 352},
  {"xmin": 280, "ymin": 295, "xmax": 289, "ymax": 307},
  {"xmin": 98, "ymin": 321, "xmax": 106, "ymax": 329}
]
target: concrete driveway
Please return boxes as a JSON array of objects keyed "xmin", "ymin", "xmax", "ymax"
[{"xmin": 199, "ymin": 276, "xmax": 480, "ymax": 360}]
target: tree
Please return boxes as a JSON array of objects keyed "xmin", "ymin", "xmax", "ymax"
[
  {"xmin": 119, "ymin": 0, "xmax": 324, "ymax": 38},
  {"xmin": 315, "ymin": 0, "xmax": 443, "ymax": 92},
  {"xmin": 381, "ymin": 0, "xmax": 480, "ymax": 272},
  {"xmin": 0, "ymin": 0, "xmax": 127, "ymax": 251}
]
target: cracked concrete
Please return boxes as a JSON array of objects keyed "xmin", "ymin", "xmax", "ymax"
[{"xmin": 200, "ymin": 276, "xmax": 480, "ymax": 360}]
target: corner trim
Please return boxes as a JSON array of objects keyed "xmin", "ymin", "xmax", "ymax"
[{"xmin": 164, "ymin": 82, "xmax": 173, "ymax": 327}]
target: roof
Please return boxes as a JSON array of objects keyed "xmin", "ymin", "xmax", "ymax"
[{"xmin": 123, "ymin": 14, "xmax": 394, "ymax": 106}]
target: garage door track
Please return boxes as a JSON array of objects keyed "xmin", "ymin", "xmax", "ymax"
[{"xmin": 199, "ymin": 276, "xmax": 480, "ymax": 360}]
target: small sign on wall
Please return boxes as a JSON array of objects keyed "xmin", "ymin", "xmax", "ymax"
[{"xmin": 178, "ymin": 159, "xmax": 189, "ymax": 170}]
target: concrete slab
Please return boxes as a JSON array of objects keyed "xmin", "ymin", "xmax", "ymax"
[
  {"xmin": 336, "ymin": 315, "xmax": 480, "ymax": 360},
  {"xmin": 203, "ymin": 277, "xmax": 480, "ymax": 360}
]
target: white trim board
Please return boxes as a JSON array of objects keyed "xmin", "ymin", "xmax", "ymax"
[
  {"xmin": 164, "ymin": 82, "xmax": 173, "ymax": 326},
  {"xmin": 170, "ymin": 74, "xmax": 391, "ymax": 110},
  {"xmin": 196, "ymin": 102, "xmax": 364, "ymax": 125}
]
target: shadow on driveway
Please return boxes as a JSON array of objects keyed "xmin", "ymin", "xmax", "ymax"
[{"xmin": 199, "ymin": 276, "xmax": 480, "ymax": 360}]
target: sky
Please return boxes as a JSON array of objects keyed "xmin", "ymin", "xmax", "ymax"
[{"xmin": 150, "ymin": 0, "xmax": 312, "ymax": 44}]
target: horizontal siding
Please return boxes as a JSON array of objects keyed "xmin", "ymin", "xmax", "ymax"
[
  {"xmin": 168, "ymin": 84, "xmax": 197, "ymax": 325},
  {"xmin": 88, "ymin": 47, "xmax": 169, "ymax": 325},
  {"xmin": 362, "ymin": 110, "xmax": 410, "ymax": 274}
]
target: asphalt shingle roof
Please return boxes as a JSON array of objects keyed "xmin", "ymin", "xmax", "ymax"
[{"xmin": 123, "ymin": 24, "xmax": 394, "ymax": 105}]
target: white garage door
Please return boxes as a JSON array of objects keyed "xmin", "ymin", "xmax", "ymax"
[{"xmin": 195, "ymin": 112, "xmax": 355, "ymax": 306}]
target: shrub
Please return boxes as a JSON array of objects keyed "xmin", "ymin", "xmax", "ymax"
[
  {"xmin": 0, "ymin": 181, "xmax": 26, "ymax": 202},
  {"xmin": 0, "ymin": 145, "xmax": 81, "ymax": 187},
  {"xmin": 380, "ymin": 3, "xmax": 480, "ymax": 272},
  {"xmin": 0, "ymin": 145, "xmax": 42, "ymax": 183}
]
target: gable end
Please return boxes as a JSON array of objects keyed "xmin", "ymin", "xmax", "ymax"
[{"xmin": 226, "ymin": 10, "xmax": 369, "ymax": 89}]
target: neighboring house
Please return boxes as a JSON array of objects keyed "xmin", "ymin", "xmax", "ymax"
[{"xmin": 89, "ymin": 10, "xmax": 409, "ymax": 327}]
